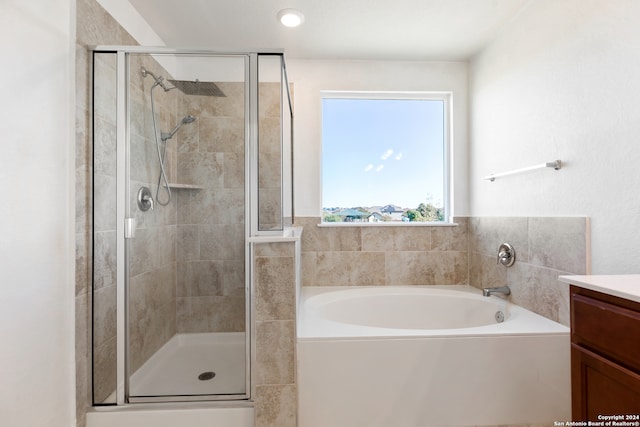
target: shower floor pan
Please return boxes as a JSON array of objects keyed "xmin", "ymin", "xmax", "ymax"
[{"xmin": 129, "ymin": 332, "xmax": 246, "ymax": 400}]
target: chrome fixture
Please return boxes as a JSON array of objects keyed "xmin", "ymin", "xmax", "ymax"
[
  {"xmin": 483, "ymin": 286, "xmax": 511, "ymax": 297},
  {"xmin": 497, "ymin": 242, "xmax": 516, "ymax": 267},
  {"xmin": 141, "ymin": 67, "xmax": 197, "ymax": 206},
  {"xmin": 140, "ymin": 66, "xmax": 173, "ymax": 92},
  {"xmin": 141, "ymin": 66, "xmax": 226, "ymax": 97},
  {"xmin": 167, "ymin": 79, "xmax": 226, "ymax": 97},
  {"xmin": 162, "ymin": 115, "xmax": 196, "ymax": 142},
  {"xmin": 137, "ymin": 187, "xmax": 154, "ymax": 211}
]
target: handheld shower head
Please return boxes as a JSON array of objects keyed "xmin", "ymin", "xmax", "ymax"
[{"xmin": 162, "ymin": 115, "xmax": 197, "ymax": 141}]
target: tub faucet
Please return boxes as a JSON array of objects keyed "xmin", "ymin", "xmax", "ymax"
[{"xmin": 482, "ymin": 286, "xmax": 511, "ymax": 297}]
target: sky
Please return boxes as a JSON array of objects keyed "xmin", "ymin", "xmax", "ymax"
[{"xmin": 322, "ymin": 98, "xmax": 445, "ymax": 209}]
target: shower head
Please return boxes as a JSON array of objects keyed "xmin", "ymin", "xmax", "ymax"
[
  {"xmin": 161, "ymin": 115, "xmax": 197, "ymax": 141},
  {"xmin": 168, "ymin": 79, "xmax": 226, "ymax": 97}
]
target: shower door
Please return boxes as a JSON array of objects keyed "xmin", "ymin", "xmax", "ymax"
[
  {"xmin": 126, "ymin": 52, "xmax": 249, "ymax": 403},
  {"xmin": 91, "ymin": 48, "xmax": 251, "ymax": 404},
  {"xmin": 92, "ymin": 47, "xmax": 293, "ymax": 406}
]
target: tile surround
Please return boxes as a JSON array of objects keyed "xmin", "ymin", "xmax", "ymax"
[
  {"xmin": 255, "ymin": 384, "xmax": 297, "ymax": 427},
  {"xmin": 469, "ymin": 216, "xmax": 589, "ymax": 326},
  {"xmin": 298, "ymin": 216, "xmax": 588, "ymax": 327},
  {"xmin": 528, "ymin": 217, "xmax": 588, "ymax": 274},
  {"xmin": 296, "ymin": 216, "xmax": 470, "ymax": 287},
  {"xmin": 386, "ymin": 250, "xmax": 468, "ymax": 285},
  {"xmin": 253, "ymin": 241, "xmax": 298, "ymax": 427}
]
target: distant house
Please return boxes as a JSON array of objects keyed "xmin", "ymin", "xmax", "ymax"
[
  {"xmin": 334, "ymin": 208, "xmax": 368, "ymax": 222},
  {"xmin": 368, "ymin": 212, "xmax": 384, "ymax": 222},
  {"xmin": 380, "ymin": 204, "xmax": 404, "ymax": 214}
]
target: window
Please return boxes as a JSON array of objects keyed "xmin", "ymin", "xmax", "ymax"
[{"xmin": 321, "ymin": 92, "xmax": 450, "ymax": 223}]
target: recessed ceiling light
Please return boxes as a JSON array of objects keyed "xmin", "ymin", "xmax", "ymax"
[{"xmin": 277, "ymin": 9, "xmax": 304, "ymax": 28}]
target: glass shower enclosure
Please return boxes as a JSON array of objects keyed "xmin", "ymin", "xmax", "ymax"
[{"xmin": 91, "ymin": 47, "xmax": 293, "ymax": 404}]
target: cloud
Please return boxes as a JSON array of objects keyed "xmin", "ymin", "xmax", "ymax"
[
  {"xmin": 395, "ymin": 152, "xmax": 403, "ymax": 160},
  {"xmin": 380, "ymin": 149, "xmax": 394, "ymax": 160},
  {"xmin": 376, "ymin": 164, "xmax": 384, "ymax": 172},
  {"xmin": 364, "ymin": 164, "xmax": 373, "ymax": 172}
]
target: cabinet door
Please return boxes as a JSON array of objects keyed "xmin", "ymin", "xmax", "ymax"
[{"xmin": 571, "ymin": 344, "xmax": 640, "ymax": 420}]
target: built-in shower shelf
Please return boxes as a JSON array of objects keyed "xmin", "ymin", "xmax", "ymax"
[{"xmin": 168, "ymin": 183, "xmax": 203, "ymax": 190}]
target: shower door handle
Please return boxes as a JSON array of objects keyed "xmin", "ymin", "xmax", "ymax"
[{"xmin": 124, "ymin": 218, "xmax": 136, "ymax": 239}]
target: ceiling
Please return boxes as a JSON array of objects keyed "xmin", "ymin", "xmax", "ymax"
[{"xmin": 127, "ymin": 0, "xmax": 531, "ymax": 61}]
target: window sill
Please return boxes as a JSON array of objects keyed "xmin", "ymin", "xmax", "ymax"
[{"xmin": 317, "ymin": 221, "xmax": 458, "ymax": 228}]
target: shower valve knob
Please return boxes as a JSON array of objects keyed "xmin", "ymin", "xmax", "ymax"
[
  {"xmin": 137, "ymin": 187, "xmax": 154, "ymax": 212},
  {"xmin": 496, "ymin": 243, "xmax": 516, "ymax": 267},
  {"xmin": 144, "ymin": 194, "xmax": 154, "ymax": 211}
]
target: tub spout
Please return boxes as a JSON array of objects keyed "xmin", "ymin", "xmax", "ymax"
[{"xmin": 482, "ymin": 286, "xmax": 511, "ymax": 297}]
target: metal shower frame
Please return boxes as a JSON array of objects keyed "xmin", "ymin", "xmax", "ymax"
[{"xmin": 91, "ymin": 46, "xmax": 293, "ymax": 406}]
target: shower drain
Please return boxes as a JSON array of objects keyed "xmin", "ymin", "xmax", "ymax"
[{"xmin": 198, "ymin": 371, "xmax": 216, "ymax": 381}]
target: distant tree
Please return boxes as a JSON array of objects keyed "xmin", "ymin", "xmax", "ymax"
[
  {"xmin": 417, "ymin": 202, "xmax": 444, "ymax": 222},
  {"xmin": 323, "ymin": 214, "xmax": 342, "ymax": 222},
  {"xmin": 404, "ymin": 209, "xmax": 425, "ymax": 222}
]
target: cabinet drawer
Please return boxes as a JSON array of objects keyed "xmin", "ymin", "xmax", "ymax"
[{"xmin": 572, "ymin": 293, "xmax": 640, "ymax": 373}]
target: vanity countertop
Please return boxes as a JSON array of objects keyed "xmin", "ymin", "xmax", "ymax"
[{"xmin": 559, "ymin": 274, "xmax": 640, "ymax": 304}]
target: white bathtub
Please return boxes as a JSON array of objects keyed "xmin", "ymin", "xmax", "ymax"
[{"xmin": 297, "ymin": 285, "xmax": 570, "ymax": 427}]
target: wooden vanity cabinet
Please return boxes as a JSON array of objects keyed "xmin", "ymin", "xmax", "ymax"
[{"xmin": 570, "ymin": 285, "xmax": 640, "ymax": 420}]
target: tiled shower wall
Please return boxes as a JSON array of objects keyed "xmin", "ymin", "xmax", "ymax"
[
  {"xmin": 175, "ymin": 82, "xmax": 247, "ymax": 333},
  {"xmin": 85, "ymin": 36, "xmax": 182, "ymax": 403},
  {"xmin": 85, "ymin": 44, "xmax": 251, "ymax": 406},
  {"xmin": 172, "ymin": 81, "xmax": 286, "ymax": 333},
  {"xmin": 76, "ymin": 0, "xmax": 138, "ymax": 420},
  {"xmin": 128, "ymin": 54, "xmax": 180, "ymax": 374},
  {"xmin": 258, "ymin": 82, "xmax": 285, "ymax": 230},
  {"xmin": 90, "ymin": 51, "xmax": 119, "ymax": 404},
  {"xmin": 297, "ymin": 216, "xmax": 589, "ymax": 327}
]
